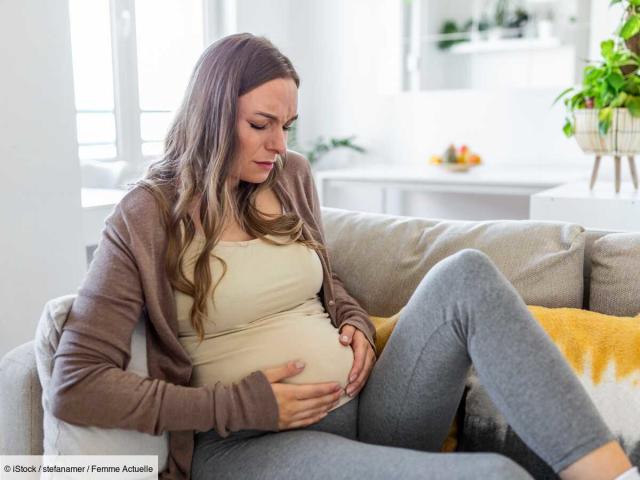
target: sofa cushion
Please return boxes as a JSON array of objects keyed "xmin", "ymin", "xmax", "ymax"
[
  {"xmin": 34, "ymin": 295, "xmax": 169, "ymax": 469},
  {"xmin": 321, "ymin": 208, "xmax": 586, "ymax": 317},
  {"xmin": 0, "ymin": 341, "xmax": 43, "ymax": 455},
  {"xmin": 462, "ymin": 306, "xmax": 640, "ymax": 478},
  {"xmin": 589, "ymin": 232, "xmax": 640, "ymax": 316}
]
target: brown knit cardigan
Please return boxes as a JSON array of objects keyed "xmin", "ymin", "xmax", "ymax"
[{"xmin": 50, "ymin": 151, "xmax": 376, "ymax": 479}]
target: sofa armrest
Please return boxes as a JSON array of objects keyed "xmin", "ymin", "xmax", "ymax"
[{"xmin": 0, "ymin": 341, "xmax": 43, "ymax": 455}]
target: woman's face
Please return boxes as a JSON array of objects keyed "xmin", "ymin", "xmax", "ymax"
[{"xmin": 231, "ymin": 77, "xmax": 298, "ymax": 188}]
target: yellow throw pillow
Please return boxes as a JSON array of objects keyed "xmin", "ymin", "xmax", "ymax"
[
  {"xmin": 526, "ymin": 306, "xmax": 640, "ymax": 384},
  {"xmin": 369, "ymin": 310, "xmax": 403, "ymax": 356},
  {"xmin": 369, "ymin": 306, "xmax": 640, "ymax": 456}
]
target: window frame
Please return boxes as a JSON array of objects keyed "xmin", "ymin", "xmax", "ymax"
[{"xmin": 75, "ymin": 0, "xmax": 237, "ymax": 183}]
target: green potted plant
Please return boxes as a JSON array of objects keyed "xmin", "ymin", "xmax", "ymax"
[
  {"xmin": 556, "ymin": 0, "xmax": 640, "ymax": 191},
  {"xmin": 303, "ymin": 135, "xmax": 366, "ymax": 168},
  {"xmin": 557, "ymin": 39, "xmax": 640, "ymax": 138}
]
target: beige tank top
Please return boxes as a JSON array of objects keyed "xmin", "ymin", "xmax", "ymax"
[{"xmin": 174, "ymin": 220, "xmax": 354, "ymax": 411}]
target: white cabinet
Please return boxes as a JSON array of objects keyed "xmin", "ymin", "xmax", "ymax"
[
  {"xmin": 530, "ymin": 182, "xmax": 640, "ymax": 232},
  {"xmin": 316, "ymin": 164, "xmax": 587, "ymax": 221}
]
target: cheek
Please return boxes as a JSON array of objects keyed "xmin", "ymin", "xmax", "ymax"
[{"xmin": 237, "ymin": 127, "xmax": 262, "ymax": 157}]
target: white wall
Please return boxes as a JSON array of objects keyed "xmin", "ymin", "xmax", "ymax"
[
  {"xmin": 235, "ymin": 0, "xmax": 625, "ymax": 221},
  {"xmin": 239, "ymin": 0, "xmax": 623, "ymax": 171},
  {"xmin": 590, "ymin": 0, "xmax": 622, "ymax": 60},
  {"xmin": 235, "ymin": 0, "xmax": 403, "ymax": 154},
  {"xmin": 287, "ymin": 0, "xmax": 403, "ymax": 153},
  {"xmin": 0, "ymin": 0, "xmax": 85, "ymax": 357},
  {"xmin": 235, "ymin": 0, "xmax": 292, "ymax": 50}
]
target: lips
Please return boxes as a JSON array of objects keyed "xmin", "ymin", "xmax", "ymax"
[{"xmin": 254, "ymin": 161, "xmax": 275, "ymax": 170}]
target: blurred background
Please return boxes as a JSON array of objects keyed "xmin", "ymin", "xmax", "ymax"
[{"xmin": 0, "ymin": 0, "xmax": 623, "ymax": 356}]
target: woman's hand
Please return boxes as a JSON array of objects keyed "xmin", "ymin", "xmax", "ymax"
[
  {"xmin": 339, "ymin": 325, "xmax": 376, "ymax": 397},
  {"xmin": 262, "ymin": 361, "xmax": 344, "ymax": 431}
]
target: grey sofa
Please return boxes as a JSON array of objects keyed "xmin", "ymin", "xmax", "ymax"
[{"xmin": 1, "ymin": 207, "xmax": 639, "ymax": 478}]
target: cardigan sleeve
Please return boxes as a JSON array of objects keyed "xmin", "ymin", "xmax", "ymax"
[
  {"xmin": 298, "ymin": 157, "xmax": 377, "ymax": 353},
  {"xmin": 49, "ymin": 188, "xmax": 280, "ymax": 437}
]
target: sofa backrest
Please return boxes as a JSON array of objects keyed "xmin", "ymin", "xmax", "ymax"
[
  {"xmin": 321, "ymin": 208, "xmax": 587, "ymax": 316},
  {"xmin": 586, "ymin": 231, "xmax": 640, "ymax": 316}
]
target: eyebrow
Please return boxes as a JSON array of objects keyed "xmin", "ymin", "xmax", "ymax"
[{"xmin": 255, "ymin": 112, "xmax": 299, "ymax": 124}]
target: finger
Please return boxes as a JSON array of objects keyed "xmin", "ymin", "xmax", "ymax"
[
  {"xmin": 347, "ymin": 335, "xmax": 367, "ymax": 383},
  {"xmin": 290, "ymin": 395, "xmax": 341, "ymax": 422},
  {"xmin": 263, "ymin": 359, "xmax": 305, "ymax": 383},
  {"xmin": 347, "ymin": 349, "xmax": 376, "ymax": 397},
  {"xmin": 293, "ymin": 381, "xmax": 342, "ymax": 400},
  {"xmin": 339, "ymin": 325, "xmax": 356, "ymax": 345},
  {"xmin": 287, "ymin": 411, "xmax": 329, "ymax": 430},
  {"xmin": 294, "ymin": 389, "xmax": 342, "ymax": 414}
]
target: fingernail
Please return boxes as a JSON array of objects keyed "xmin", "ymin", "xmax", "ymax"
[
  {"xmin": 295, "ymin": 361, "xmax": 305, "ymax": 369},
  {"xmin": 350, "ymin": 373, "xmax": 357, "ymax": 382},
  {"xmin": 346, "ymin": 388, "xmax": 353, "ymax": 396},
  {"xmin": 341, "ymin": 335, "xmax": 349, "ymax": 342}
]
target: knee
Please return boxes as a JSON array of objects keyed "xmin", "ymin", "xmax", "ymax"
[
  {"xmin": 429, "ymin": 248, "xmax": 497, "ymax": 287},
  {"xmin": 449, "ymin": 248, "xmax": 494, "ymax": 270},
  {"xmin": 480, "ymin": 454, "xmax": 533, "ymax": 480}
]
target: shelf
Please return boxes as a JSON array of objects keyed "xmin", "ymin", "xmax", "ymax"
[{"xmin": 446, "ymin": 37, "xmax": 562, "ymax": 55}]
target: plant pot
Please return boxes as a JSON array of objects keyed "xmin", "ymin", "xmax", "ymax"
[{"xmin": 573, "ymin": 108, "xmax": 640, "ymax": 155}]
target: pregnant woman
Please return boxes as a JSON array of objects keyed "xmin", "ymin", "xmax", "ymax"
[{"xmin": 50, "ymin": 33, "xmax": 638, "ymax": 480}]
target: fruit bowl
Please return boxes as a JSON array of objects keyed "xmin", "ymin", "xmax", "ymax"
[
  {"xmin": 441, "ymin": 163, "xmax": 472, "ymax": 172},
  {"xmin": 430, "ymin": 144, "xmax": 482, "ymax": 172}
]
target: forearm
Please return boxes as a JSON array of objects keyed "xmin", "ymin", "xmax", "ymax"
[{"xmin": 50, "ymin": 330, "xmax": 280, "ymax": 437}]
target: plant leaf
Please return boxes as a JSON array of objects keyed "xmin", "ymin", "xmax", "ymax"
[
  {"xmin": 611, "ymin": 91, "xmax": 628, "ymax": 108},
  {"xmin": 552, "ymin": 87, "xmax": 574, "ymax": 106},
  {"xmin": 627, "ymin": 96, "xmax": 640, "ymax": 116},
  {"xmin": 601, "ymin": 39, "xmax": 615, "ymax": 60},
  {"xmin": 598, "ymin": 108, "xmax": 613, "ymax": 135},
  {"xmin": 607, "ymin": 72, "xmax": 625, "ymax": 91},
  {"xmin": 621, "ymin": 15, "xmax": 640, "ymax": 40},
  {"xmin": 563, "ymin": 118, "xmax": 574, "ymax": 137},
  {"xmin": 569, "ymin": 91, "xmax": 586, "ymax": 110}
]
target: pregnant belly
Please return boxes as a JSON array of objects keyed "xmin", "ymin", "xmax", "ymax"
[{"xmin": 182, "ymin": 314, "xmax": 355, "ymax": 409}]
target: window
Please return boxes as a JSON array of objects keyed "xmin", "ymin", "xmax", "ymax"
[{"xmin": 68, "ymin": 0, "xmax": 234, "ymax": 181}]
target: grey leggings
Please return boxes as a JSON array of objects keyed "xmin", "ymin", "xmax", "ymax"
[{"xmin": 192, "ymin": 249, "xmax": 614, "ymax": 479}]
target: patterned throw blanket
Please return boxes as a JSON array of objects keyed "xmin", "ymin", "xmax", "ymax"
[{"xmin": 527, "ymin": 305, "xmax": 640, "ymax": 461}]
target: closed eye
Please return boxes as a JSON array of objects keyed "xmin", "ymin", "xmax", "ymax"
[{"xmin": 250, "ymin": 122, "xmax": 293, "ymax": 131}]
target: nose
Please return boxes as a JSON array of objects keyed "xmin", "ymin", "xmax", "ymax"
[{"xmin": 267, "ymin": 128, "xmax": 287, "ymax": 157}]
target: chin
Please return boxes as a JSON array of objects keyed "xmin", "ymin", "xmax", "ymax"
[{"xmin": 242, "ymin": 175, "xmax": 269, "ymax": 184}]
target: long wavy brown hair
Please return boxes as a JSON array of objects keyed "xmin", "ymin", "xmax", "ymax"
[{"xmin": 137, "ymin": 33, "xmax": 326, "ymax": 342}]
